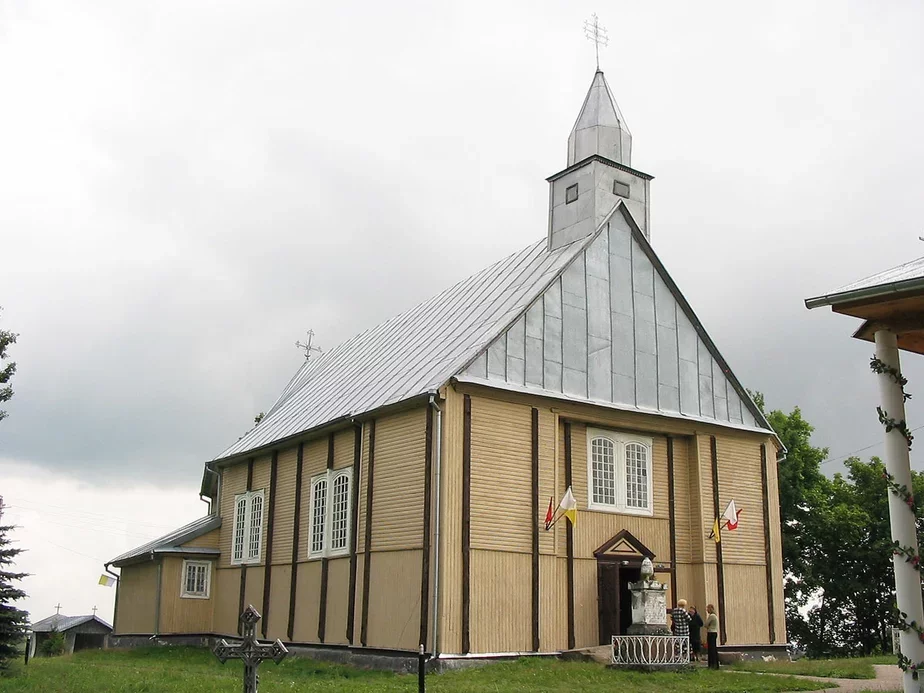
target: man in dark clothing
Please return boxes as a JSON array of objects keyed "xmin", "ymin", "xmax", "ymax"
[{"xmin": 688, "ymin": 606, "xmax": 704, "ymax": 661}]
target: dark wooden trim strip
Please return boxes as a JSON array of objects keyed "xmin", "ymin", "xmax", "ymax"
[
  {"xmin": 761, "ymin": 444, "xmax": 776, "ymax": 644},
  {"xmin": 419, "ymin": 405, "xmax": 434, "ymax": 650},
  {"xmin": 564, "ymin": 421, "xmax": 575, "ymax": 651},
  {"xmin": 530, "ymin": 407, "xmax": 540, "ymax": 652},
  {"xmin": 667, "ymin": 436, "xmax": 677, "ymax": 608},
  {"xmin": 318, "ymin": 434, "xmax": 335, "ymax": 642},
  {"xmin": 710, "ymin": 436, "xmax": 727, "ymax": 645},
  {"xmin": 239, "ymin": 458, "xmax": 255, "ymax": 635},
  {"xmin": 360, "ymin": 420, "xmax": 377, "ymax": 647},
  {"xmin": 262, "ymin": 452, "xmax": 279, "ymax": 637},
  {"xmin": 287, "ymin": 443, "xmax": 304, "ymax": 641},
  {"xmin": 461, "ymin": 395, "xmax": 472, "ymax": 655},
  {"xmin": 347, "ymin": 424, "xmax": 362, "ymax": 644}
]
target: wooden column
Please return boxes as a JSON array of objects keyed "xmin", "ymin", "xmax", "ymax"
[
  {"xmin": 318, "ymin": 434, "xmax": 334, "ymax": 642},
  {"xmin": 760, "ymin": 443, "xmax": 776, "ymax": 644},
  {"xmin": 419, "ymin": 405, "xmax": 435, "ymax": 651},
  {"xmin": 360, "ymin": 420, "xmax": 376, "ymax": 647},
  {"xmin": 262, "ymin": 451, "xmax": 279, "ymax": 637},
  {"xmin": 346, "ymin": 424, "xmax": 362, "ymax": 644},
  {"xmin": 530, "ymin": 407, "xmax": 540, "ymax": 652},
  {"xmin": 667, "ymin": 437, "xmax": 677, "ymax": 607},
  {"xmin": 461, "ymin": 394, "xmax": 472, "ymax": 654},
  {"xmin": 238, "ymin": 458, "xmax": 254, "ymax": 635},
  {"xmin": 710, "ymin": 436, "xmax": 727, "ymax": 645},
  {"xmin": 564, "ymin": 421, "xmax": 575, "ymax": 651},
  {"xmin": 287, "ymin": 443, "xmax": 304, "ymax": 641}
]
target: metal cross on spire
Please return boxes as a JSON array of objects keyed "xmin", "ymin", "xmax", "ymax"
[
  {"xmin": 584, "ymin": 13, "xmax": 609, "ymax": 70},
  {"xmin": 295, "ymin": 329, "xmax": 323, "ymax": 362},
  {"xmin": 54, "ymin": 603, "xmax": 62, "ymax": 615}
]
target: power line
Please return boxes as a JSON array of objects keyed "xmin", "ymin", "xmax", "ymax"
[{"xmin": 820, "ymin": 423, "xmax": 924, "ymax": 467}]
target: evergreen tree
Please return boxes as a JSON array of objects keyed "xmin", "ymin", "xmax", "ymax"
[
  {"xmin": 0, "ymin": 497, "xmax": 28, "ymax": 669},
  {"xmin": 0, "ymin": 307, "xmax": 17, "ymax": 423}
]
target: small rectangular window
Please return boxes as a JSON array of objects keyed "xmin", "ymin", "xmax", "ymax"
[
  {"xmin": 565, "ymin": 184, "xmax": 578, "ymax": 204},
  {"xmin": 613, "ymin": 180, "xmax": 631, "ymax": 198},
  {"xmin": 181, "ymin": 560, "xmax": 211, "ymax": 599}
]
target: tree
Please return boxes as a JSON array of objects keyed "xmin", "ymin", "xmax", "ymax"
[
  {"xmin": 0, "ymin": 308, "xmax": 17, "ymax": 422},
  {"xmin": 0, "ymin": 497, "xmax": 28, "ymax": 669}
]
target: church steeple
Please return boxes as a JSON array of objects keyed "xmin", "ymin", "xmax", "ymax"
[
  {"xmin": 547, "ymin": 70, "xmax": 652, "ymax": 251},
  {"xmin": 567, "ymin": 70, "xmax": 632, "ymax": 167}
]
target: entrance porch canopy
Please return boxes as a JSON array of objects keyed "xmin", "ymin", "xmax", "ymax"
[
  {"xmin": 806, "ymin": 255, "xmax": 924, "ymax": 693},
  {"xmin": 806, "ymin": 256, "xmax": 924, "ymax": 353}
]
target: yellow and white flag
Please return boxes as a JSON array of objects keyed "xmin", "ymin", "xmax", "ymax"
[
  {"xmin": 98, "ymin": 575, "xmax": 116, "ymax": 587},
  {"xmin": 708, "ymin": 517, "xmax": 721, "ymax": 544},
  {"xmin": 559, "ymin": 486, "xmax": 578, "ymax": 526}
]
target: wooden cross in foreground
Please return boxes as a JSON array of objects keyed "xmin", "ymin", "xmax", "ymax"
[{"xmin": 213, "ymin": 606, "xmax": 288, "ymax": 693}]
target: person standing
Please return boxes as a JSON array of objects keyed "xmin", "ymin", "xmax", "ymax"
[
  {"xmin": 704, "ymin": 604, "xmax": 720, "ymax": 669},
  {"xmin": 688, "ymin": 605, "xmax": 704, "ymax": 662},
  {"xmin": 670, "ymin": 599, "xmax": 691, "ymax": 643}
]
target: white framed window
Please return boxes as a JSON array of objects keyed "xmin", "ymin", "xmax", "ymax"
[
  {"xmin": 231, "ymin": 489, "xmax": 265, "ymax": 565},
  {"xmin": 586, "ymin": 428, "xmax": 653, "ymax": 516},
  {"xmin": 308, "ymin": 468, "xmax": 353, "ymax": 558},
  {"xmin": 181, "ymin": 560, "xmax": 212, "ymax": 599}
]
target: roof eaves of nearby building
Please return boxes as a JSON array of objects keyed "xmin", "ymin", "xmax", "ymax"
[
  {"xmin": 107, "ymin": 514, "xmax": 221, "ymax": 567},
  {"xmin": 805, "ymin": 257, "xmax": 924, "ymax": 309},
  {"xmin": 31, "ymin": 614, "xmax": 112, "ymax": 633},
  {"xmin": 545, "ymin": 154, "xmax": 654, "ymax": 183}
]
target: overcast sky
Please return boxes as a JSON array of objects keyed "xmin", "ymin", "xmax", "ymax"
[{"xmin": 2, "ymin": 0, "xmax": 923, "ymax": 625}]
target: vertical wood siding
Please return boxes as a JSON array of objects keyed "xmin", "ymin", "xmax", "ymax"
[
  {"xmin": 671, "ymin": 437, "xmax": 693, "ymax": 563},
  {"xmin": 324, "ymin": 557, "xmax": 351, "ymax": 645},
  {"xmin": 365, "ymin": 549, "xmax": 423, "ymax": 650},
  {"xmin": 766, "ymin": 438, "xmax": 788, "ymax": 641},
  {"xmin": 539, "ymin": 555, "xmax": 568, "ymax": 651},
  {"xmin": 115, "ymin": 562, "xmax": 158, "ymax": 634},
  {"xmin": 470, "ymin": 549, "xmax": 532, "ymax": 653},
  {"xmin": 716, "ymin": 438, "xmax": 767, "ymax": 564},
  {"xmin": 266, "ymin": 564, "xmax": 291, "ymax": 641},
  {"xmin": 213, "ymin": 568, "xmax": 242, "ymax": 635},
  {"xmin": 291, "ymin": 562, "xmax": 322, "ymax": 643},
  {"xmin": 181, "ymin": 528, "xmax": 220, "ymax": 549},
  {"xmin": 723, "ymin": 564, "xmax": 770, "ymax": 645},
  {"xmin": 159, "ymin": 557, "xmax": 214, "ymax": 634},
  {"xmin": 297, "ymin": 438, "xmax": 328, "ymax": 561}
]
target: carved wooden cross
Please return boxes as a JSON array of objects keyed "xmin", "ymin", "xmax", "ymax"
[{"xmin": 213, "ymin": 606, "xmax": 288, "ymax": 693}]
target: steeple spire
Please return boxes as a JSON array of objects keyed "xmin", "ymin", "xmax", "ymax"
[{"xmin": 567, "ymin": 70, "xmax": 632, "ymax": 167}]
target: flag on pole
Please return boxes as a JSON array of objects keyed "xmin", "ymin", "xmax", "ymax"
[
  {"xmin": 544, "ymin": 496, "xmax": 554, "ymax": 530},
  {"xmin": 708, "ymin": 517, "xmax": 721, "ymax": 543},
  {"xmin": 722, "ymin": 499, "xmax": 742, "ymax": 530},
  {"xmin": 560, "ymin": 487, "xmax": 578, "ymax": 526},
  {"xmin": 98, "ymin": 575, "xmax": 116, "ymax": 587}
]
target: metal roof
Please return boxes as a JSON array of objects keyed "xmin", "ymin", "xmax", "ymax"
[
  {"xmin": 216, "ymin": 235, "xmax": 590, "ymax": 461},
  {"xmin": 31, "ymin": 614, "xmax": 112, "ymax": 633},
  {"xmin": 108, "ymin": 514, "xmax": 221, "ymax": 566},
  {"xmin": 806, "ymin": 256, "xmax": 924, "ymax": 309}
]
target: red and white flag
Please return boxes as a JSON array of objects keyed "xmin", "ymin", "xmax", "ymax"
[{"xmin": 722, "ymin": 499, "xmax": 742, "ymax": 530}]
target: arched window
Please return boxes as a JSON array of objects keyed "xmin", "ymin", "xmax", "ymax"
[
  {"xmin": 310, "ymin": 478, "xmax": 328, "ymax": 556},
  {"xmin": 231, "ymin": 489, "xmax": 265, "ymax": 565},
  {"xmin": 586, "ymin": 428, "xmax": 653, "ymax": 515},
  {"xmin": 625, "ymin": 443, "xmax": 649, "ymax": 510},
  {"xmin": 591, "ymin": 437, "xmax": 617, "ymax": 506},
  {"xmin": 330, "ymin": 473, "xmax": 351, "ymax": 551}
]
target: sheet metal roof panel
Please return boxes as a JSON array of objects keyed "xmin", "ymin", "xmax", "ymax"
[
  {"xmin": 31, "ymin": 614, "xmax": 112, "ymax": 633},
  {"xmin": 216, "ymin": 238, "xmax": 586, "ymax": 461},
  {"xmin": 806, "ymin": 256, "xmax": 924, "ymax": 308},
  {"xmin": 108, "ymin": 514, "xmax": 221, "ymax": 566}
]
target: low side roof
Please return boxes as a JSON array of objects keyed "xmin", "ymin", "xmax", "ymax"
[
  {"xmin": 108, "ymin": 515, "xmax": 221, "ymax": 567},
  {"xmin": 215, "ymin": 235, "xmax": 590, "ymax": 462},
  {"xmin": 805, "ymin": 256, "xmax": 924, "ymax": 309},
  {"xmin": 31, "ymin": 614, "xmax": 112, "ymax": 633}
]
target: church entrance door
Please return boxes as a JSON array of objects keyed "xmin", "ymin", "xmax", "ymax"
[{"xmin": 596, "ymin": 561, "xmax": 641, "ymax": 645}]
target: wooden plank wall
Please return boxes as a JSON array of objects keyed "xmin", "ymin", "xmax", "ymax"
[
  {"xmin": 208, "ymin": 407, "xmax": 429, "ymax": 650},
  {"xmin": 113, "ymin": 562, "xmax": 158, "ymax": 634},
  {"xmin": 439, "ymin": 384, "xmax": 785, "ymax": 654},
  {"xmin": 158, "ymin": 556, "xmax": 214, "ymax": 633}
]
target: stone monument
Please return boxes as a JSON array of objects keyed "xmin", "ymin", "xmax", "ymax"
[{"xmin": 627, "ymin": 558, "xmax": 670, "ymax": 635}]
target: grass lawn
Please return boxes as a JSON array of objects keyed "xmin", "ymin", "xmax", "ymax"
[
  {"xmin": 0, "ymin": 647, "xmax": 831, "ymax": 692},
  {"xmin": 730, "ymin": 655, "xmax": 895, "ymax": 680}
]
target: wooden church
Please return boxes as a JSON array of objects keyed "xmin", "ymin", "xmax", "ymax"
[{"xmin": 108, "ymin": 69, "xmax": 787, "ymax": 659}]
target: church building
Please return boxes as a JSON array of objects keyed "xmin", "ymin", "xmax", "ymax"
[{"xmin": 108, "ymin": 69, "xmax": 787, "ymax": 659}]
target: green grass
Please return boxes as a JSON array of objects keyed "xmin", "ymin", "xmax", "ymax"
[
  {"xmin": 0, "ymin": 646, "xmax": 831, "ymax": 692},
  {"xmin": 730, "ymin": 655, "xmax": 895, "ymax": 679}
]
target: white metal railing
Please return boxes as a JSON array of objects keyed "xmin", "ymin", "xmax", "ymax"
[{"xmin": 611, "ymin": 635, "xmax": 690, "ymax": 666}]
